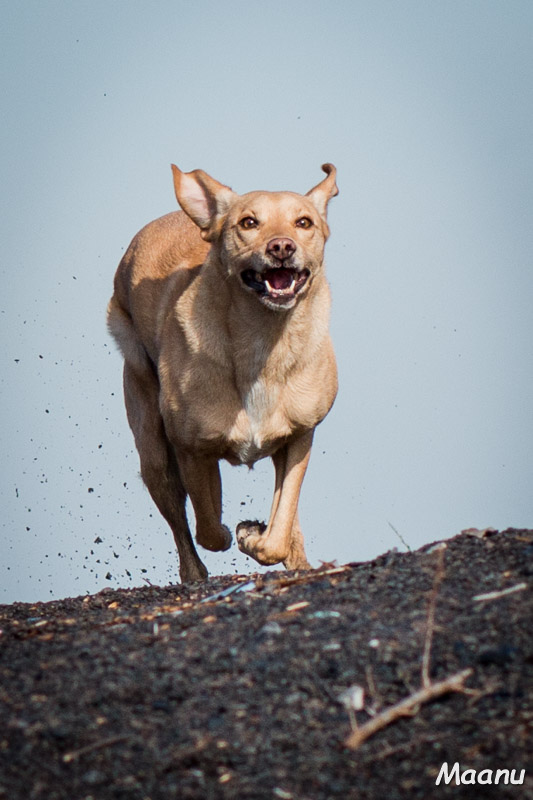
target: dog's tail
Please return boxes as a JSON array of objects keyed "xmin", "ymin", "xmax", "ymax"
[{"xmin": 107, "ymin": 295, "xmax": 153, "ymax": 376}]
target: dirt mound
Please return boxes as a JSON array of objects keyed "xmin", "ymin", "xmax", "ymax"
[{"xmin": 1, "ymin": 529, "xmax": 531, "ymax": 799}]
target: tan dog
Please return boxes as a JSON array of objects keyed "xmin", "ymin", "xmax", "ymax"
[{"xmin": 107, "ymin": 163, "xmax": 338, "ymax": 582}]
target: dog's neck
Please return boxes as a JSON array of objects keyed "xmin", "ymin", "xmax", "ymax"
[{"xmin": 184, "ymin": 251, "xmax": 331, "ymax": 383}]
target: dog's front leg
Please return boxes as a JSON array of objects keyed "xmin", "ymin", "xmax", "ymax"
[
  {"xmin": 237, "ymin": 430, "xmax": 314, "ymax": 567},
  {"xmin": 282, "ymin": 510, "xmax": 312, "ymax": 571},
  {"xmin": 178, "ymin": 454, "xmax": 232, "ymax": 552}
]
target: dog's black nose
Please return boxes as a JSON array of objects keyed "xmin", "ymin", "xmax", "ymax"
[{"xmin": 266, "ymin": 237, "xmax": 296, "ymax": 261}]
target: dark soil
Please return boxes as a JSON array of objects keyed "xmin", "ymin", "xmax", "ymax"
[{"xmin": 1, "ymin": 529, "xmax": 532, "ymax": 799}]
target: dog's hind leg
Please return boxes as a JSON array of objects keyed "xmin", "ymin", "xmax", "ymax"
[
  {"xmin": 177, "ymin": 454, "xmax": 232, "ymax": 553},
  {"xmin": 123, "ymin": 361, "xmax": 208, "ymax": 582}
]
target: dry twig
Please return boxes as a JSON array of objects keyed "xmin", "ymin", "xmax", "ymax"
[
  {"xmin": 62, "ymin": 734, "xmax": 132, "ymax": 763},
  {"xmin": 472, "ymin": 582, "xmax": 527, "ymax": 603},
  {"xmin": 260, "ymin": 564, "xmax": 352, "ymax": 591},
  {"xmin": 421, "ymin": 544, "xmax": 446, "ymax": 688},
  {"xmin": 387, "ymin": 521, "xmax": 412, "ymax": 551},
  {"xmin": 364, "ymin": 663, "xmax": 382, "ymax": 713},
  {"xmin": 345, "ymin": 668, "xmax": 473, "ymax": 749},
  {"xmin": 345, "ymin": 543, "xmax": 475, "ymax": 750}
]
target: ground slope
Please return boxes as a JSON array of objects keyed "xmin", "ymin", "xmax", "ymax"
[{"xmin": 1, "ymin": 529, "xmax": 532, "ymax": 799}]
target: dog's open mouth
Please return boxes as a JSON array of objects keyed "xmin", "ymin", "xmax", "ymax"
[{"xmin": 240, "ymin": 267, "xmax": 310, "ymax": 304}]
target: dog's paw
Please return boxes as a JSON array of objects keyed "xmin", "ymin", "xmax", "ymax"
[
  {"xmin": 236, "ymin": 519, "xmax": 266, "ymax": 540},
  {"xmin": 236, "ymin": 520, "xmax": 266, "ymax": 558},
  {"xmin": 179, "ymin": 558, "xmax": 209, "ymax": 583},
  {"xmin": 237, "ymin": 520, "xmax": 282, "ymax": 565},
  {"xmin": 196, "ymin": 524, "xmax": 232, "ymax": 553},
  {"xmin": 283, "ymin": 552, "xmax": 312, "ymax": 571}
]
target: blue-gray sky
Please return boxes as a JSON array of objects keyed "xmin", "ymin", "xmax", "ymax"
[{"xmin": 1, "ymin": 1, "xmax": 532, "ymax": 602}]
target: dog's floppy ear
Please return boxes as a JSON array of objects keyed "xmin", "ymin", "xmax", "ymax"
[
  {"xmin": 171, "ymin": 165, "xmax": 236, "ymax": 239},
  {"xmin": 305, "ymin": 163, "xmax": 339, "ymax": 219}
]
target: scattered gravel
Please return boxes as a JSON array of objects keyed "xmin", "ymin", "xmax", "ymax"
[{"xmin": 1, "ymin": 529, "xmax": 532, "ymax": 799}]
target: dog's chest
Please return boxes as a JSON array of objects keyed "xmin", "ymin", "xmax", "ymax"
[
  {"xmin": 243, "ymin": 378, "xmax": 270, "ymax": 430},
  {"xmin": 228, "ymin": 379, "xmax": 288, "ymax": 465}
]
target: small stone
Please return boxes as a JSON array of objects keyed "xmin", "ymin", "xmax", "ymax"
[
  {"xmin": 82, "ymin": 770, "xmax": 105, "ymax": 786},
  {"xmin": 337, "ymin": 685, "xmax": 365, "ymax": 711},
  {"xmin": 323, "ymin": 642, "xmax": 341, "ymax": 652},
  {"xmin": 258, "ymin": 621, "xmax": 282, "ymax": 636}
]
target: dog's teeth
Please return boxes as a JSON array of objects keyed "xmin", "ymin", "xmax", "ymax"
[{"xmin": 264, "ymin": 278, "xmax": 296, "ymax": 296}]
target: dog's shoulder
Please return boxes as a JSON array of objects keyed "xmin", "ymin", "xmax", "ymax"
[
  {"xmin": 120, "ymin": 211, "xmax": 210, "ymax": 285},
  {"xmin": 110, "ymin": 211, "xmax": 210, "ymax": 353}
]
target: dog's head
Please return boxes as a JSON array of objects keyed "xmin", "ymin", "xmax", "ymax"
[{"xmin": 171, "ymin": 164, "xmax": 338, "ymax": 311}]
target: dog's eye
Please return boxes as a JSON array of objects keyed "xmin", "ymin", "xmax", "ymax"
[
  {"xmin": 239, "ymin": 217, "xmax": 259, "ymax": 230},
  {"xmin": 295, "ymin": 217, "xmax": 313, "ymax": 229}
]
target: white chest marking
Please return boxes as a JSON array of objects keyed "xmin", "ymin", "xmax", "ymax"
[
  {"xmin": 244, "ymin": 379, "xmax": 271, "ymax": 434},
  {"xmin": 232, "ymin": 379, "xmax": 277, "ymax": 465}
]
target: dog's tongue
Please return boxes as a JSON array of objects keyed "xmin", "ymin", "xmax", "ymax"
[{"xmin": 264, "ymin": 268, "xmax": 293, "ymax": 290}]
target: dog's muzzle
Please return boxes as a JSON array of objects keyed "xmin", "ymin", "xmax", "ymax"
[
  {"xmin": 240, "ymin": 237, "xmax": 310, "ymax": 307},
  {"xmin": 240, "ymin": 265, "xmax": 310, "ymax": 305}
]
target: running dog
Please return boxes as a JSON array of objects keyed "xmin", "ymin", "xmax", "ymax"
[{"xmin": 107, "ymin": 163, "xmax": 338, "ymax": 581}]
